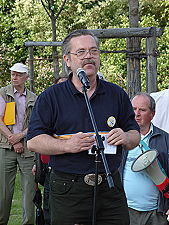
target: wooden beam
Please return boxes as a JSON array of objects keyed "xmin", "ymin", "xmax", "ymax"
[
  {"xmin": 25, "ymin": 41, "xmax": 62, "ymax": 47},
  {"xmin": 89, "ymin": 27, "xmax": 163, "ymax": 38},
  {"xmin": 25, "ymin": 27, "xmax": 163, "ymax": 48}
]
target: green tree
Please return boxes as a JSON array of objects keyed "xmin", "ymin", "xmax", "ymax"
[
  {"xmin": 0, "ymin": 0, "xmax": 168, "ymax": 94},
  {"xmin": 0, "ymin": 0, "xmax": 16, "ymax": 85}
]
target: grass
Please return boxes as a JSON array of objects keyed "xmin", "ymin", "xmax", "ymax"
[
  {"xmin": 8, "ymin": 172, "xmax": 43, "ymax": 225},
  {"xmin": 8, "ymin": 172, "xmax": 22, "ymax": 225}
]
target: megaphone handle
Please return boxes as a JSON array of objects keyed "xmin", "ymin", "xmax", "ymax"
[{"xmin": 156, "ymin": 177, "xmax": 169, "ymax": 198}]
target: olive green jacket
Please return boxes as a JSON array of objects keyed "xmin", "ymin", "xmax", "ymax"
[{"xmin": 0, "ymin": 84, "xmax": 37, "ymax": 157}]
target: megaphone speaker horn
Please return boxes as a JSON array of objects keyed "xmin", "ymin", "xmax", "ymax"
[{"xmin": 132, "ymin": 149, "xmax": 169, "ymax": 198}]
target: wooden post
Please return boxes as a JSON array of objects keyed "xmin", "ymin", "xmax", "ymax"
[
  {"xmin": 28, "ymin": 46, "xmax": 34, "ymax": 92},
  {"xmin": 126, "ymin": 37, "xmax": 141, "ymax": 98},
  {"xmin": 146, "ymin": 27, "xmax": 158, "ymax": 93},
  {"xmin": 127, "ymin": 0, "xmax": 141, "ymax": 98}
]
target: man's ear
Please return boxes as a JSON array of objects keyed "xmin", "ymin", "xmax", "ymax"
[
  {"xmin": 25, "ymin": 75, "xmax": 29, "ymax": 81},
  {"xmin": 63, "ymin": 55, "xmax": 70, "ymax": 68},
  {"xmin": 151, "ymin": 111, "xmax": 155, "ymax": 119}
]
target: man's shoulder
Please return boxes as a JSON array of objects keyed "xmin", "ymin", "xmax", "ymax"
[
  {"xmin": 26, "ymin": 88, "xmax": 37, "ymax": 102},
  {"xmin": 0, "ymin": 84, "xmax": 12, "ymax": 92},
  {"xmin": 26, "ymin": 88, "xmax": 37, "ymax": 97},
  {"xmin": 151, "ymin": 125, "xmax": 169, "ymax": 154},
  {"xmin": 0, "ymin": 85, "xmax": 13, "ymax": 97},
  {"xmin": 100, "ymin": 79, "xmax": 126, "ymax": 94},
  {"xmin": 153, "ymin": 124, "xmax": 169, "ymax": 136},
  {"xmin": 151, "ymin": 89, "xmax": 169, "ymax": 100},
  {"xmin": 41, "ymin": 82, "xmax": 68, "ymax": 97}
]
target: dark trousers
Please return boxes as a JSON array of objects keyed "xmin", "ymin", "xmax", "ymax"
[
  {"xmin": 128, "ymin": 207, "xmax": 169, "ymax": 225},
  {"xmin": 49, "ymin": 170, "xmax": 129, "ymax": 225},
  {"xmin": 43, "ymin": 169, "xmax": 51, "ymax": 225}
]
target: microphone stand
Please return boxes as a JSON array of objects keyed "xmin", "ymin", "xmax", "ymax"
[{"xmin": 82, "ymin": 85, "xmax": 114, "ymax": 225}]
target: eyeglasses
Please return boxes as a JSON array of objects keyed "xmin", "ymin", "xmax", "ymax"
[{"xmin": 68, "ymin": 48, "xmax": 100, "ymax": 59}]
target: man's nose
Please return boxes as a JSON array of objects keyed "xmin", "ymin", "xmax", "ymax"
[
  {"xmin": 84, "ymin": 50, "xmax": 92, "ymax": 58},
  {"xmin": 134, "ymin": 109, "xmax": 140, "ymax": 116}
]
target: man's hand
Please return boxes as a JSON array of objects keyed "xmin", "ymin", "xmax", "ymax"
[
  {"xmin": 32, "ymin": 165, "xmax": 36, "ymax": 175},
  {"xmin": 166, "ymin": 209, "xmax": 169, "ymax": 222},
  {"xmin": 107, "ymin": 128, "xmax": 128, "ymax": 146},
  {"xmin": 64, "ymin": 132, "xmax": 95, "ymax": 153},
  {"xmin": 8, "ymin": 133, "xmax": 24, "ymax": 145},
  {"xmin": 13, "ymin": 142, "xmax": 24, "ymax": 153},
  {"xmin": 107, "ymin": 128, "xmax": 140, "ymax": 150}
]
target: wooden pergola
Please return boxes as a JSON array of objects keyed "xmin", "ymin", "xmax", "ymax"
[{"xmin": 25, "ymin": 27, "xmax": 163, "ymax": 96}]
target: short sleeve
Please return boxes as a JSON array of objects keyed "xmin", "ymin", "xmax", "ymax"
[{"xmin": 0, "ymin": 95, "xmax": 6, "ymax": 117}]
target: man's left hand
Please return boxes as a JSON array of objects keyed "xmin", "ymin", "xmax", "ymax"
[{"xmin": 107, "ymin": 128, "xmax": 127, "ymax": 146}]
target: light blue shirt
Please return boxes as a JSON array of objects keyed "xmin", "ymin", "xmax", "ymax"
[{"xmin": 123, "ymin": 124, "xmax": 159, "ymax": 211}]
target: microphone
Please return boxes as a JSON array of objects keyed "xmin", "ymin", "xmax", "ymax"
[{"xmin": 76, "ymin": 68, "xmax": 90, "ymax": 89}]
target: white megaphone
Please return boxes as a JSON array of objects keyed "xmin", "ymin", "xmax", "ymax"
[{"xmin": 131, "ymin": 149, "xmax": 169, "ymax": 198}]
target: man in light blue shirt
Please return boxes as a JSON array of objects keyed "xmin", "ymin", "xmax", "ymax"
[{"xmin": 121, "ymin": 93, "xmax": 169, "ymax": 225}]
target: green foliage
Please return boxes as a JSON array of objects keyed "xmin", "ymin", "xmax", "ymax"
[
  {"xmin": 33, "ymin": 59, "xmax": 55, "ymax": 94},
  {"xmin": 140, "ymin": 8, "xmax": 169, "ymax": 91},
  {"xmin": 0, "ymin": 0, "xmax": 168, "ymax": 93},
  {"xmin": 140, "ymin": 0, "xmax": 169, "ymax": 28},
  {"xmin": 100, "ymin": 38, "xmax": 127, "ymax": 89},
  {"xmin": 0, "ymin": 0, "xmax": 16, "ymax": 86},
  {"xmin": 156, "ymin": 27, "xmax": 169, "ymax": 90}
]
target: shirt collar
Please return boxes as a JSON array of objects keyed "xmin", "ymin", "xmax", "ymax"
[
  {"xmin": 67, "ymin": 73, "xmax": 105, "ymax": 96},
  {"xmin": 14, "ymin": 87, "xmax": 26, "ymax": 96},
  {"xmin": 141, "ymin": 123, "xmax": 153, "ymax": 140}
]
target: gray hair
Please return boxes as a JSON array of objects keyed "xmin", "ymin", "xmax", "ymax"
[
  {"xmin": 132, "ymin": 92, "xmax": 156, "ymax": 112},
  {"xmin": 62, "ymin": 29, "xmax": 100, "ymax": 75}
]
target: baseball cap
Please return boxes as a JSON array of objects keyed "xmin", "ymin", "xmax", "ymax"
[{"xmin": 10, "ymin": 63, "xmax": 28, "ymax": 74}]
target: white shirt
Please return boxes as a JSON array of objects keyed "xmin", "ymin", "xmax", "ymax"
[{"xmin": 150, "ymin": 89, "xmax": 169, "ymax": 133}]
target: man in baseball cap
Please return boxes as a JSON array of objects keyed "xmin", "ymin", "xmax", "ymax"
[{"xmin": 0, "ymin": 62, "xmax": 36, "ymax": 225}]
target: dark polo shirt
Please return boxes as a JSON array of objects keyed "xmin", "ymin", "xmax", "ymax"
[{"xmin": 27, "ymin": 75, "xmax": 139, "ymax": 174}]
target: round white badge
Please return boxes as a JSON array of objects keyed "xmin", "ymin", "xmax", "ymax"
[{"xmin": 107, "ymin": 116, "xmax": 116, "ymax": 128}]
